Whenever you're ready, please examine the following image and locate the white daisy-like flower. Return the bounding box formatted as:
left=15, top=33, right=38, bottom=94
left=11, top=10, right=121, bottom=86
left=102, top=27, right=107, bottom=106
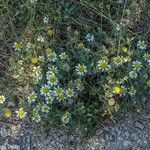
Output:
left=128, top=87, right=137, bottom=96
left=37, top=36, right=44, bottom=42
left=46, top=73, right=58, bottom=86
left=46, top=96, right=54, bottom=105
left=34, top=72, right=43, bottom=83
left=75, top=64, right=87, bottom=76
left=33, top=66, right=43, bottom=83
left=59, top=52, right=68, bottom=60
left=132, top=61, right=142, bottom=71
left=28, top=92, right=37, bottom=103
left=47, top=66, right=58, bottom=75
left=76, top=83, right=84, bottom=92
left=143, top=54, right=150, bottom=63
left=41, top=104, right=49, bottom=113
left=16, top=107, right=27, bottom=118
left=43, top=16, right=49, bottom=24
left=54, top=86, right=63, bottom=96
left=97, top=60, right=110, bottom=71
left=32, top=110, right=41, bottom=123
left=57, top=93, right=66, bottom=101
left=114, top=56, right=123, bottom=66
left=129, top=71, right=137, bottom=79
left=137, top=40, right=147, bottom=50
left=38, top=56, right=45, bottom=62
left=13, top=42, right=22, bottom=51
left=85, top=33, right=94, bottom=42
left=0, top=95, right=5, bottom=104
left=47, top=52, right=57, bottom=62
left=66, top=88, right=74, bottom=98
left=40, top=84, right=51, bottom=96
left=62, top=112, right=71, bottom=124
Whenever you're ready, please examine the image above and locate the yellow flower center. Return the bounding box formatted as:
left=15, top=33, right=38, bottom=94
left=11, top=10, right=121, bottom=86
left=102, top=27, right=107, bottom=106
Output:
left=79, top=66, right=85, bottom=72
left=122, top=47, right=127, bottom=53
left=134, top=63, right=141, bottom=69
left=49, top=53, right=55, bottom=59
left=47, top=29, right=54, bottom=36
left=4, top=109, right=12, bottom=118
left=101, top=62, right=107, bottom=69
left=50, top=76, right=57, bottom=83
left=46, top=48, right=52, bottom=54
left=43, top=87, right=49, bottom=94
left=18, top=108, right=26, bottom=117
left=31, top=57, right=38, bottom=64
left=16, top=43, right=22, bottom=49
left=108, top=99, right=115, bottom=106
left=114, top=86, right=123, bottom=94
left=55, top=88, right=62, bottom=95
left=78, top=43, right=84, bottom=49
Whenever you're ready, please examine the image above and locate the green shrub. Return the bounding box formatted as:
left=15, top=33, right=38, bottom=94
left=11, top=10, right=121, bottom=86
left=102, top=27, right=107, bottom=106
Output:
left=0, top=0, right=149, bottom=136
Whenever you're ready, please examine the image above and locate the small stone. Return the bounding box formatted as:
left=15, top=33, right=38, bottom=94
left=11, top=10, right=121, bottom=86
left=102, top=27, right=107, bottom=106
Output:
left=123, top=141, right=131, bottom=147
left=135, top=122, right=144, bottom=130
left=0, top=127, right=10, bottom=138
left=124, top=131, right=129, bottom=138
left=104, top=134, right=109, bottom=141
left=117, top=136, right=123, bottom=141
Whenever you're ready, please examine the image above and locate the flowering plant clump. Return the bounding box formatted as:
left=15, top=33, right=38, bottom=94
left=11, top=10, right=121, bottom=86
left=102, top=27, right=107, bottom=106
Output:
left=0, top=0, right=149, bottom=135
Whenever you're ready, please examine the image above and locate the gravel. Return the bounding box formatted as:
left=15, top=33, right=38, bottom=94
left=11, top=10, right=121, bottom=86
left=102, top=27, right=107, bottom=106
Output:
left=0, top=109, right=149, bottom=150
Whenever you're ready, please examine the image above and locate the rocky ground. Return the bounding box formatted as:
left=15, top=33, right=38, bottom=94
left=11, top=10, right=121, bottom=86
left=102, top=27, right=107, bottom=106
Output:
left=0, top=108, right=149, bottom=150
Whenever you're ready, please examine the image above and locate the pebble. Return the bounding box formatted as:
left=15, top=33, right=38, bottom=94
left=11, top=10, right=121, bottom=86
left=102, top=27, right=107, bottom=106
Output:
left=135, top=122, right=144, bottom=130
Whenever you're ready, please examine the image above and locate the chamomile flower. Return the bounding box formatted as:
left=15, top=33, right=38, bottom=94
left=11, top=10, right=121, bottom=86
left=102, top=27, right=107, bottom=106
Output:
left=62, top=112, right=71, bottom=124
left=75, top=64, right=87, bottom=76
left=46, top=96, right=54, bottom=105
left=137, top=40, right=147, bottom=50
left=59, top=52, right=68, bottom=60
left=128, top=87, right=137, bottom=96
left=57, top=93, right=66, bottom=101
left=97, top=60, right=110, bottom=71
left=4, top=109, right=12, bottom=118
left=41, top=104, right=49, bottom=113
left=37, top=36, right=44, bottom=42
left=47, top=66, right=58, bottom=75
left=16, top=107, right=27, bottom=118
left=32, top=111, right=41, bottom=123
left=46, top=73, right=58, bottom=86
left=108, top=98, right=116, bottom=106
left=77, top=42, right=85, bottom=49
left=85, top=33, right=94, bottom=42
left=0, top=95, right=5, bottom=104
left=13, top=42, right=22, bottom=51
left=76, top=83, right=84, bottom=92
left=28, top=92, right=37, bottom=103
left=40, top=84, right=51, bottom=96
left=54, top=86, right=63, bottom=96
left=129, top=71, right=137, bottom=79
left=47, top=52, right=57, bottom=62
left=38, top=56, right=45, bottom=62
left=132, top=61, right=142, bottom=71
left=143, top=53, right=150, bottom=63
left=31, top=57, right=38, bottom=64
left=114, top=56, right=123, bottom=66
left=66, top=88, right=74, bottom=98
left=114, top=86, right=125, bottom=95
